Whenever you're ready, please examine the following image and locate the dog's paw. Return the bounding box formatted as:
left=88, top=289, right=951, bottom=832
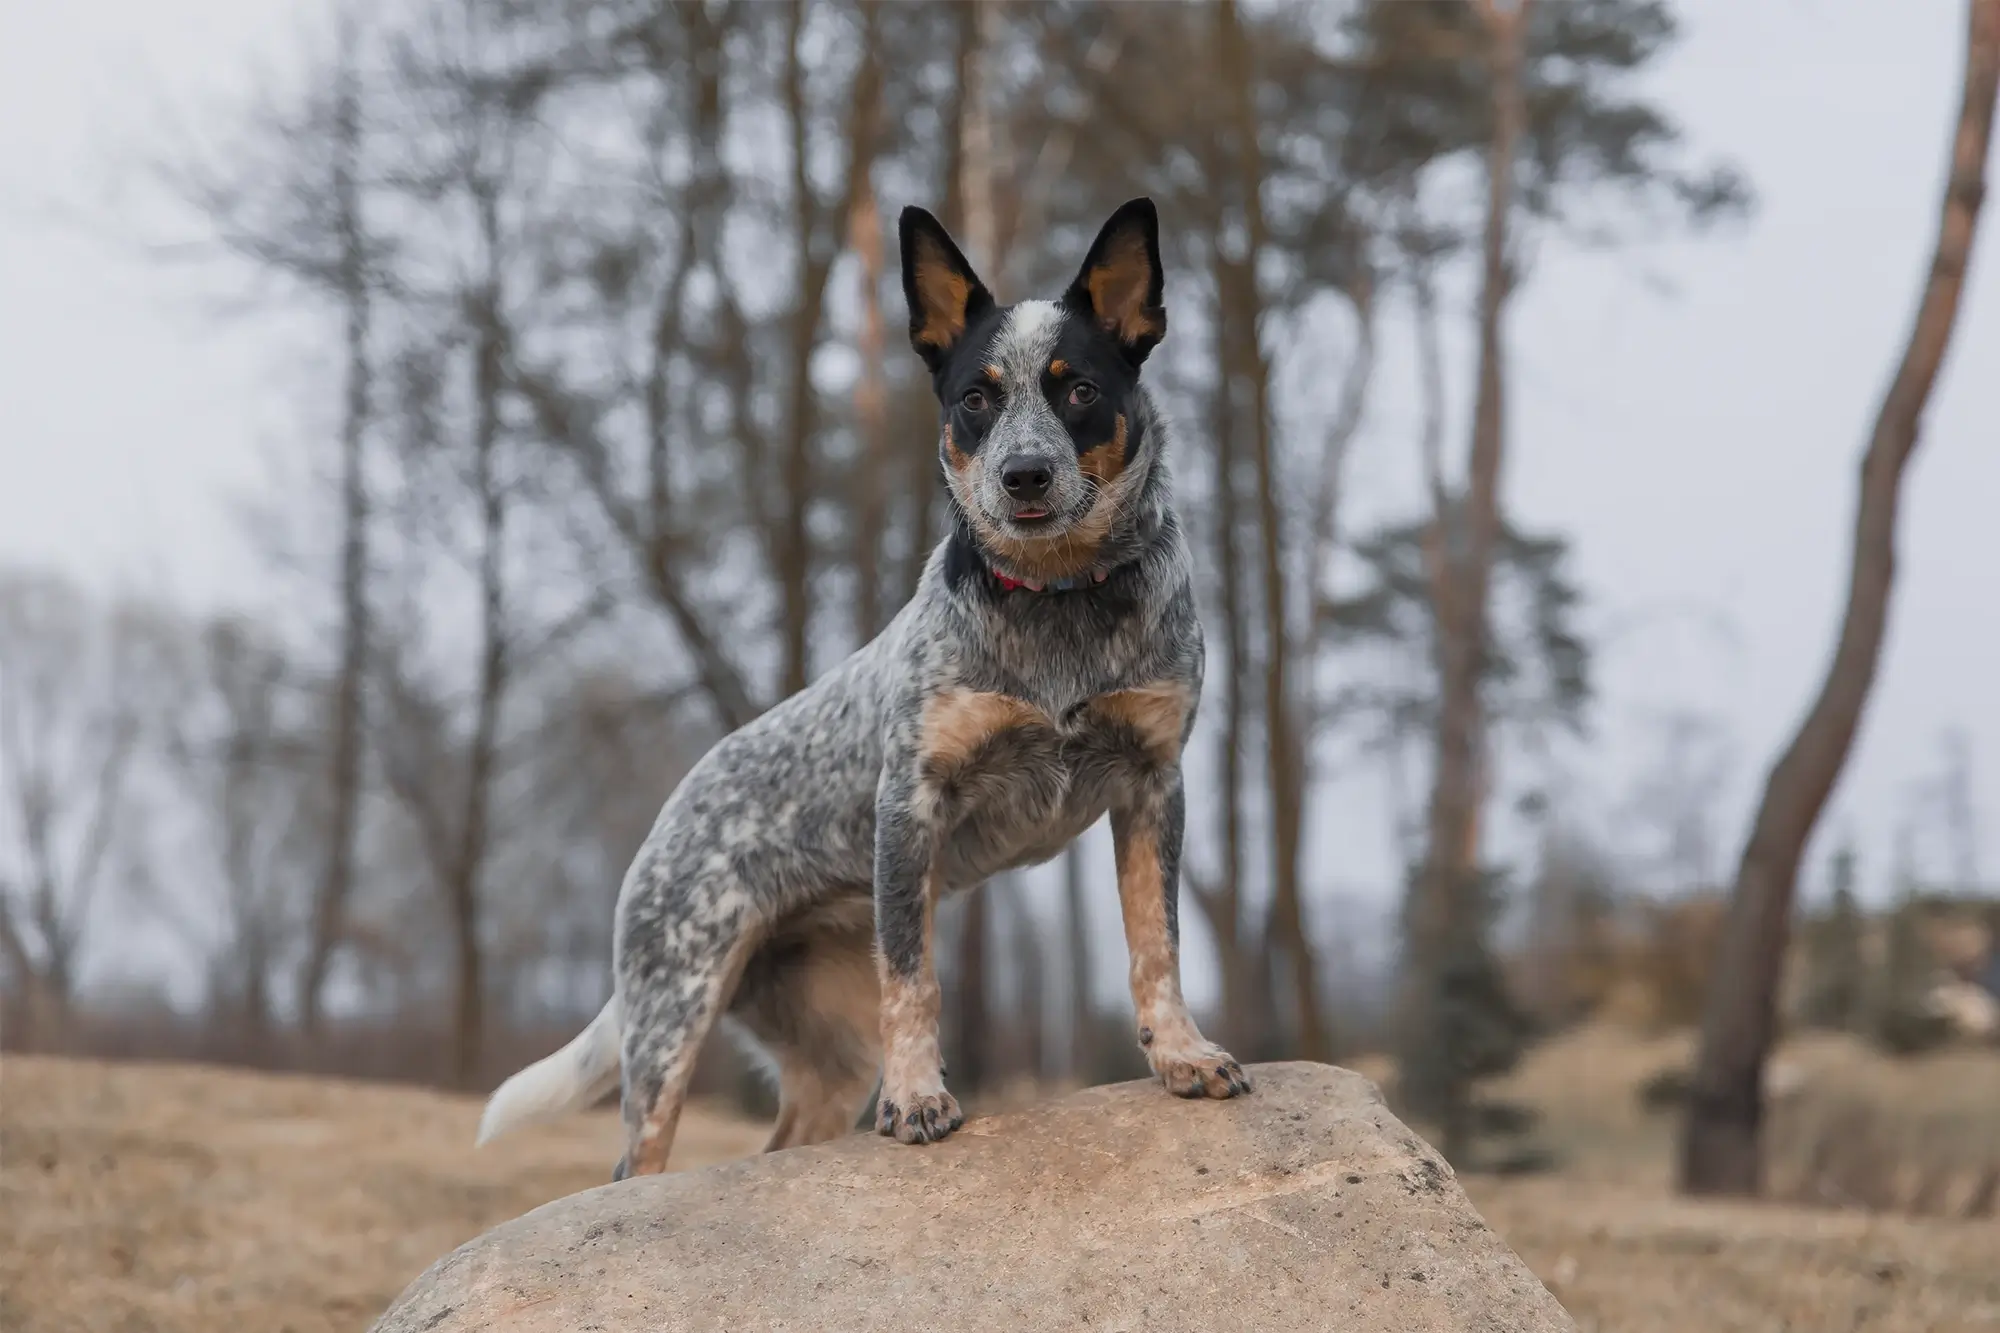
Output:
left=1150, top=1045, right=1252, bottom=1100
left=876, top=1087, right=964, bottom=1144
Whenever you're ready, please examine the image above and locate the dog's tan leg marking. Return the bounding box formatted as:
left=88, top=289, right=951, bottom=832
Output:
left=920, top=689, right=1048, bottom=774
left=741, top=915, right=880, bottom=1153
left=1103, top=681, right=1248, bottom=1101
left=875, top=689, right=1048, bottom=1143
left=762, top=1099, right=802, bottom=1154
left=1095, top=680, right=1191, bottom=767
left=875, top=867, right=961, bottom=1144
left=781, top=936, right=882, bottom=1149
left=766, top=1064, right=876, bottom=1152
left=624, top=939, right=757, bottom=1177
left=1112, top=811, right=1250, bottom=1100
left=876, top=688, right=1046, bottom=1146
left=629, top=1097, right=681, bottom=1176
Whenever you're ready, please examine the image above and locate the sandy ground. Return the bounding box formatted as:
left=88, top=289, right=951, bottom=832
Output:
left=4, top=1044, right=1998, bottom=1333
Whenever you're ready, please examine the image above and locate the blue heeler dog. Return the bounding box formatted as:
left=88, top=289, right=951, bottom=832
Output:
left=477, top=198, right=1249, bottom=1177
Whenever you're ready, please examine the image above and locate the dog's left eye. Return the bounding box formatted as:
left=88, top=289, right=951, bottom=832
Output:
left=961, top=389, right=990, bottom=413
left=1068, top=382, right=1099, bottom=408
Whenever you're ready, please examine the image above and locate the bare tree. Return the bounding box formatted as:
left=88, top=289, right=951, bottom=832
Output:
left=1063, top=836, right=1094, bottom=1080
left=178, top=618, right=320, bottom=1052
left=1618, top=708, right=1736, bottom=896
left=948, top=0, right=999, bottom=1095
left=847, top=148, right=893, bottom=644
left=147, top=6, right=386, bottom=1035
left=361, top=0, right=560, bottom=1086
left=1937, top=726, right=1981, bottom=889
left=775, top=0, right=886, bottom=695
left=1397, top=0, right=1531, bottom=1163
left=1337, top=0, right=1748, bottom=1162
left=1215, top=0, right=1329, bottom=1065
left=0, top=575, right=158, bottom=1036
left=300, top=13, right=377, bottom=1038
left=1681, top=0, right=2000, bottom=1198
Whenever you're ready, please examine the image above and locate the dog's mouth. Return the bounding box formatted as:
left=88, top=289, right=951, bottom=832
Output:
left=1010, top=507, right=1052, bottom=523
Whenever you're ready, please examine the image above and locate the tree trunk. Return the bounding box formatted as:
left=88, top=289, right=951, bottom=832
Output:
left=1064, top=835, right=1094, bottom=1081
left=943, top=0, right=1000, bottom=1099
left=849, top=167, right=890, bottom=645
left=241, top=928, right=273, bottom=1059
left=958, top=0, right=999, bottom=274
left=300, top=30, right=371, bottom=1037
left=954, top=888, right=991, bottom=1095
left=890, top=3, right=980, bottom=611
left=628, top=2, right=760, bottom=734
left=1007, top=879, right=1046, bottom=1082
left=777, top=0, right=883, bottom=697
left=1196, top=169, right=1270, bottom=1060
left=775, top=0, right=819, bottom=701
left=1216, top=0, right=1328, bottom=1063
left=1197, top=213, right=1258, bottom=1055
left=451, top=189, right=511, bottom=1091
left=1404, top=0, right=1530, bottom=1164
left=1680, top=0, right=2000, bottom=1197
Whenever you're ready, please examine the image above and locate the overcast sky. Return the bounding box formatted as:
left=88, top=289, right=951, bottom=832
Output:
left=2, top=1, right=1996, bottom=998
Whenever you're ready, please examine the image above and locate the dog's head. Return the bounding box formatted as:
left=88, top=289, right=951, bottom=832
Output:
left=900, top=198, right=1167, bottom=586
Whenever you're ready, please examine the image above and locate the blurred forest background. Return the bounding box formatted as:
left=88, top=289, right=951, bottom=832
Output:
left=4, top=0, right=1998, bottom=1207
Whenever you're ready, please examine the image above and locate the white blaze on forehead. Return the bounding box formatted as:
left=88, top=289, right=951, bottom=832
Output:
left=990, top=299, right=1066, bottom=393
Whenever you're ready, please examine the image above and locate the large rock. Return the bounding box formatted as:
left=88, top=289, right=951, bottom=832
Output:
left=373, top=1063, right=1572, bottom=1332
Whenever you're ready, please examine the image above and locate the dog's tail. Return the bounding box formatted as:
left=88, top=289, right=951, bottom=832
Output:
left=476, top=996, right=622, bottom=1147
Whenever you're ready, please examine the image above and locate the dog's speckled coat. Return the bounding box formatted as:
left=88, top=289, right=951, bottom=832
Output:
left=477, top=199, right=1247, bottom=1176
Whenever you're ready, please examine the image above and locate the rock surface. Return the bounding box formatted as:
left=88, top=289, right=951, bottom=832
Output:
left=372, top=1062, right=1573, bottom=1332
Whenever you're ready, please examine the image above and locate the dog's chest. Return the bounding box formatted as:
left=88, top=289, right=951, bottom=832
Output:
left=919, top=684, right=1187, bottom=883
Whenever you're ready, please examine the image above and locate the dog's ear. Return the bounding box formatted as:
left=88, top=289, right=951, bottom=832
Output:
left=900, top=207, right=994, bottom=374
left=1062, top=198, right=1166, bottom=366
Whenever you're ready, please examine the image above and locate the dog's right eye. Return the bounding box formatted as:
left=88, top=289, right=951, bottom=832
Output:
left=960, top=389, right=989, bottom=413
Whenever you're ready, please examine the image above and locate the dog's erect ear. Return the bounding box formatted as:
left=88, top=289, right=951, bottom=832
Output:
left=1062, top=198, right=1166, bottom=365
left=900, top=207, right=994, bottom=373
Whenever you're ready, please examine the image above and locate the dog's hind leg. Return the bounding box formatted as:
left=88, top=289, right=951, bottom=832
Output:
left=613, top=861, right=761, bottom=1178
left=728, top=902, right=883, bottom=1153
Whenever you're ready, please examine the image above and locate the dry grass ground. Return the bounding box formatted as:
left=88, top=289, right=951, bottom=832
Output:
left=1463, top=1025, right=2000, bottom=1332
left=0, top=1056, right=764, bottom=1333
left=4, top=1034, right=1998, bottom=1333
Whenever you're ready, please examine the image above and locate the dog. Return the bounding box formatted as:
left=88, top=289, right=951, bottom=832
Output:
left=476, top=197, right=1249, bottom=1178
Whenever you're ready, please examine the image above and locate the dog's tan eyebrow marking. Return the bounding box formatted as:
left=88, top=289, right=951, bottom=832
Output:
left=982, top=364, right=1003, bottom=383
left=1048, top=358, right=1067, bottom=377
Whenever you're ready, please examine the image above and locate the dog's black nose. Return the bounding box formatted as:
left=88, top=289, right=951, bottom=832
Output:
left=1000, top=458, right=1053, bottom=504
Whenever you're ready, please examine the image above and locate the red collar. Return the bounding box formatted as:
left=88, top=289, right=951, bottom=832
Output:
left=993, top=568, right=1110, bottom=593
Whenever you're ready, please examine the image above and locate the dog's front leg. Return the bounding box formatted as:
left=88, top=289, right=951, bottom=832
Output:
left=871, top=764, right=962, bottom=1144
left=1113, top=778, right=1251, bottom=1100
